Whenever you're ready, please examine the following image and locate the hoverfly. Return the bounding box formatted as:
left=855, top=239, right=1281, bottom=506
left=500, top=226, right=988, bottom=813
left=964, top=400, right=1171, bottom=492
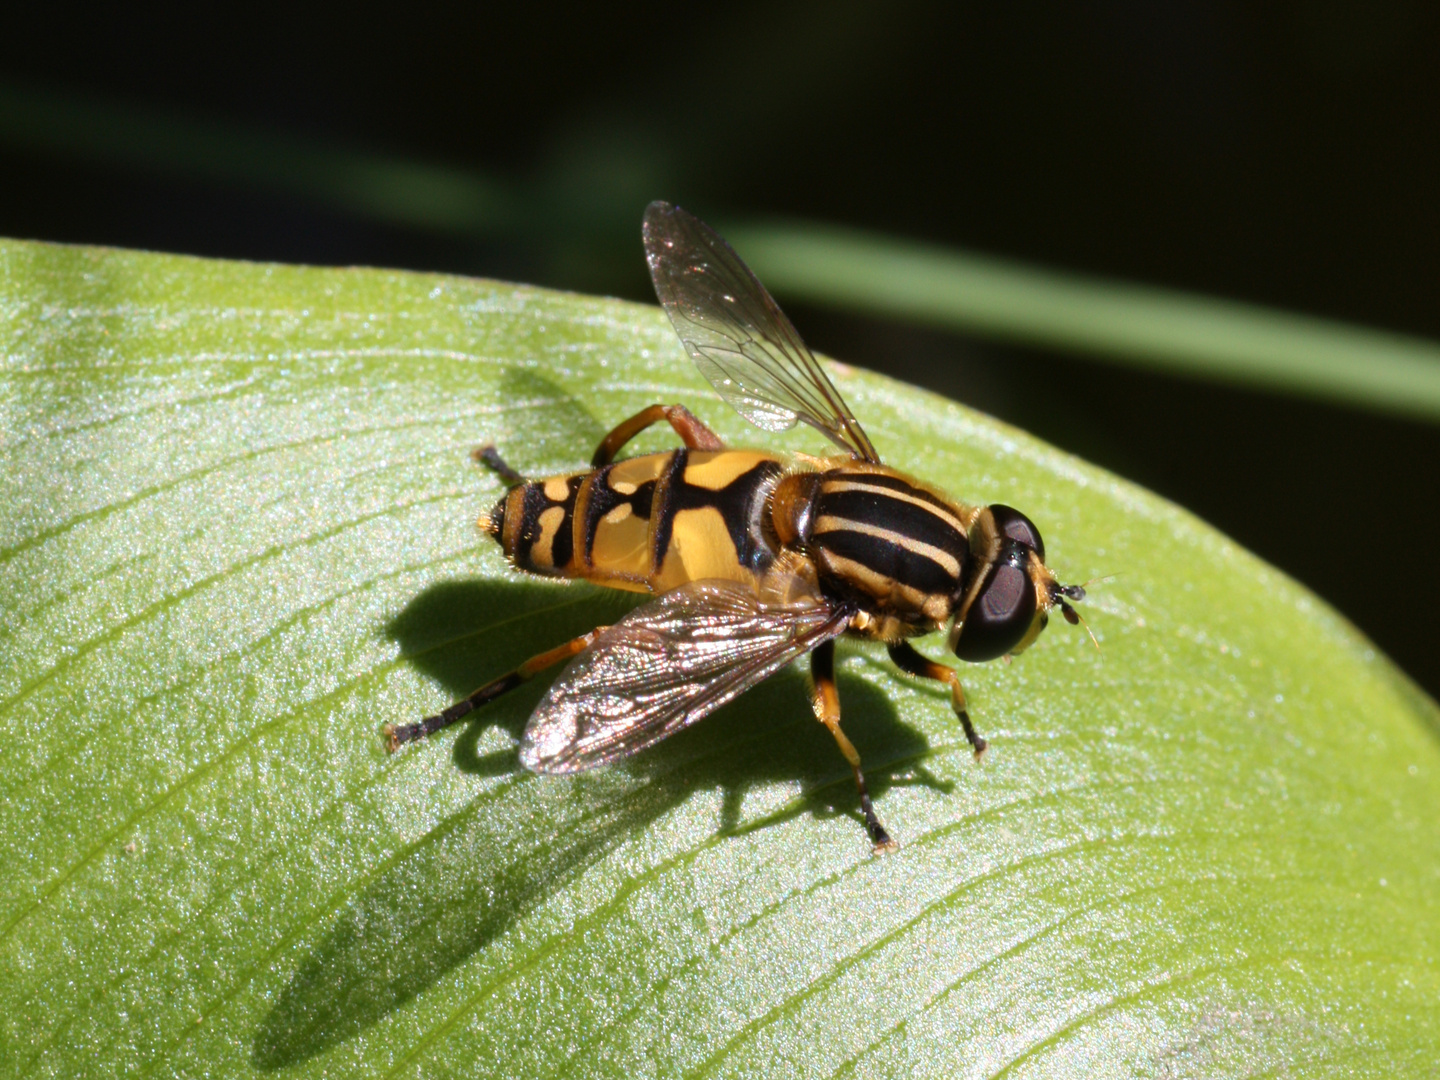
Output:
left=384, top=201, right=1087, bottom=851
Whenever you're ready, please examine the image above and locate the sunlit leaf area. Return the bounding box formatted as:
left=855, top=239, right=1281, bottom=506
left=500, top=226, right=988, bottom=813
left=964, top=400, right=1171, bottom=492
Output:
left=3, top=7, right=1440, bottom=1078
left=2, top=241, right=1438, bottom=1076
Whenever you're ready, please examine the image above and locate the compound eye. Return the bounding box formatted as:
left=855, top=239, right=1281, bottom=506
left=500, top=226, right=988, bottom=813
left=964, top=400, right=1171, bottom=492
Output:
left=988, top=504, right=1044, bottom=561
left=953, top=543, right=1038, bottom=662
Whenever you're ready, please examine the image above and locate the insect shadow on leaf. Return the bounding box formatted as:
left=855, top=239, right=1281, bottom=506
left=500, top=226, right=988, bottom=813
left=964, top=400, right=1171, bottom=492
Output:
left=493, top=365, right=608, bottom=463
left=384, top=577, right=948, bottom=825
left=250, top=578, right=946, bottom=1069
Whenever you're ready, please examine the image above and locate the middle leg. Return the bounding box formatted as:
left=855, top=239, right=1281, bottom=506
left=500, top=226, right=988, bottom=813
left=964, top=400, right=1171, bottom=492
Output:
left=888, top=641, right=988, bottom=758
left=811, top=640, right=898, bottom=853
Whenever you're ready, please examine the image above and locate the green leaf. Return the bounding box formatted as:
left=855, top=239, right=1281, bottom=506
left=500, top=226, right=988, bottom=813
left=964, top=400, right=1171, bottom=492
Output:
left=2, top=237, right=1438, bottom=1079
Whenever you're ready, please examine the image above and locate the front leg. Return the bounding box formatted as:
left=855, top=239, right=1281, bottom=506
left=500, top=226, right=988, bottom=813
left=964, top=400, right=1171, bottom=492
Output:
left=591, top=403, right=725, bottom=466
left=887, top=641, right=988, bottom=758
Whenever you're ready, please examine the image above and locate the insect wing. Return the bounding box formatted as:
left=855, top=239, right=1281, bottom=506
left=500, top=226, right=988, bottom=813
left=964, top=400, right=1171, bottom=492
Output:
left=643, top=201, right=881, bottom=464
left=520, top=579, right=850, bottom=773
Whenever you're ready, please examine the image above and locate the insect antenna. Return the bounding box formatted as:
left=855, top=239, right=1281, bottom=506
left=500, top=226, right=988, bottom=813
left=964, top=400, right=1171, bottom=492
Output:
left=1068, top=573, right=1118, bottom=597
left=1056, top=597, right=1101, bottom=651
left=1052, top=573, right=1104, bottom=651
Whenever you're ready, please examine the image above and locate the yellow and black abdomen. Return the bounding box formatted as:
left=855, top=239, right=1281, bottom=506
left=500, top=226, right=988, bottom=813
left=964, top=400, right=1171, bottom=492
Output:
left=486, top=449, right=785, bottom=594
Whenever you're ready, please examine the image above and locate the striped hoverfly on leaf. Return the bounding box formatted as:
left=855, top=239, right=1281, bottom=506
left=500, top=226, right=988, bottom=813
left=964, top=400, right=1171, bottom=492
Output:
left=384, top=201, right=1088, bottom=851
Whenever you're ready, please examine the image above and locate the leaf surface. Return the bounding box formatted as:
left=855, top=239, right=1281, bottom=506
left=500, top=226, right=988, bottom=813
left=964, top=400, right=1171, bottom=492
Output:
left=2, top=239, right=1438, bottom=1078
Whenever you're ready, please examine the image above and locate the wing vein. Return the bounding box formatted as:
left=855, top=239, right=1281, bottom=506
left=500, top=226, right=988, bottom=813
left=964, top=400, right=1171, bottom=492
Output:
left=644, top=201, right=880, bottom=463
left=520, top=580, right=851, bottom=773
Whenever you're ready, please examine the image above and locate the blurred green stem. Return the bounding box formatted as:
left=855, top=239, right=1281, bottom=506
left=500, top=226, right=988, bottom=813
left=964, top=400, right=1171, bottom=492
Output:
left=4, top=78, right=1440, bottom=422
left=726, top=220, right=1440, bottom=423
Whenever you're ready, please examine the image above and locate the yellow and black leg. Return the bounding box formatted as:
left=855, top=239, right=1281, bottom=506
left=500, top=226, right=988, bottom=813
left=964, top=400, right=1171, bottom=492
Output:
left=887, top=641, right=988, bottom=758
left=384, top=627, right=608, bottom=752
left=591, top=403, right=725, bottom=467
left=811, top=640, right=898, bottom=853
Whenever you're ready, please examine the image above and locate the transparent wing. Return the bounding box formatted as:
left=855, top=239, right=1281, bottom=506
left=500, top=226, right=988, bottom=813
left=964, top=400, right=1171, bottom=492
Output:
left=643, top=200, right=881, bottom=464
left=519, top=579, right=851, bottom=773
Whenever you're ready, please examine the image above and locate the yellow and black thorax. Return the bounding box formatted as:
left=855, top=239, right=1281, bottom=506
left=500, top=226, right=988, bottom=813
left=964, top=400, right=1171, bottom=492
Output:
left=771, top=462, right=975, bottom=636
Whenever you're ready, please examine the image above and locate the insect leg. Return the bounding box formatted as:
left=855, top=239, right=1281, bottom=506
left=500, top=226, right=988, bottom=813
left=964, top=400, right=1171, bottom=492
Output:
left=471, top=444, right=527, bottom=487
left=383, top=627, right=608, bottom=752
left=887, top=641, right=988, bottom=758
left=591, top=403, right=725, bottom=467
left=811, top=640, right=898, bottom=853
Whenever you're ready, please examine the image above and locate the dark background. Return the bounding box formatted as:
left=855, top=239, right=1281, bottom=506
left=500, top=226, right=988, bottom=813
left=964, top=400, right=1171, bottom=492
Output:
left=2, top=2, right=1437, bottom=697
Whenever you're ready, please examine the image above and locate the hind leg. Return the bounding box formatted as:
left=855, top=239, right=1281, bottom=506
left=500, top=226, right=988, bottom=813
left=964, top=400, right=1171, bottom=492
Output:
left=472, top=443, right=527, bottom=486
left=384, top=627, right=609, bottom=752
left=591, top=403, right=724, bottom=466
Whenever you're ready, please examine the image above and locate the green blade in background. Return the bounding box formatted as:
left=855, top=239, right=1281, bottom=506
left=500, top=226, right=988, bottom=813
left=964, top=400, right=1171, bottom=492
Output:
left=8, top=79, right=1440, bottom=427
left=1, top=239, right=1437, bottom=1078
left=726, top=219, right=1440, bottom=424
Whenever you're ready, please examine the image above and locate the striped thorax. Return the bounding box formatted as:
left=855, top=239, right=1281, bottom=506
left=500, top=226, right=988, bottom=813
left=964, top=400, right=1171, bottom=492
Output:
left=771, top=462, right=974, bottom=640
